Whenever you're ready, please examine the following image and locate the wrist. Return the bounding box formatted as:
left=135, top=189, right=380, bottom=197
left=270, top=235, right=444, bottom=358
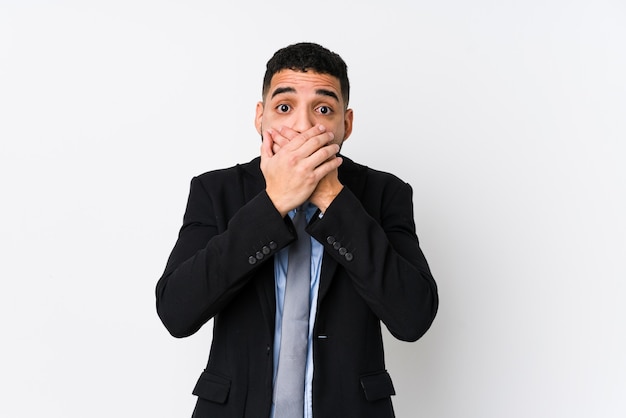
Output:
left=312, top=184, right=344, bottom=213
left=265, top=189, right=291, bottom=218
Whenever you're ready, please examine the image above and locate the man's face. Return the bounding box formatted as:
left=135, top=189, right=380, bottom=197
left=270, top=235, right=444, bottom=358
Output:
left=255, top=69, right=353, bottom=147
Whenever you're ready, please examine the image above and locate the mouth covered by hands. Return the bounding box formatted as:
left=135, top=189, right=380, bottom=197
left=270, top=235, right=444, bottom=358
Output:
left=260, top=124, right=344, bottom=216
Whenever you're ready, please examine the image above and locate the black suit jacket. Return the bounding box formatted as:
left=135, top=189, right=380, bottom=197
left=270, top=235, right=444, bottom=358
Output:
left=156, top=156, right=438, bottom=418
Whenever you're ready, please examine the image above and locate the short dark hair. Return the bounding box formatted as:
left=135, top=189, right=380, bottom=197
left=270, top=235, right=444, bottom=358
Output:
left=262, top=42, right=350, bottom=106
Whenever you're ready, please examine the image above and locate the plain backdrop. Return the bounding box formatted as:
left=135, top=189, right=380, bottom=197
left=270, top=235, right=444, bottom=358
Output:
left=1, top=1, right=624, bottom=417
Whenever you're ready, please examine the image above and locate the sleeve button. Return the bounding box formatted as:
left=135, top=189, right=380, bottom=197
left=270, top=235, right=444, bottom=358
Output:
left=326, top=236, right=336, bottom=245
left=256, top=251, right=264, bottom=260
left=262, top=246, right=271, bottom=255
left=345, top=252, right=353, bottom=261
left=248, top=256, right=257, bottom=265
left=339, top=247, right=347, bottom=256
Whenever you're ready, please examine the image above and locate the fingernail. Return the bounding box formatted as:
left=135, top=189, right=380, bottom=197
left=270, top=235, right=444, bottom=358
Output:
left=318, top=125, right=326, bottom=131
left=328, top=132, right=334, bottom=139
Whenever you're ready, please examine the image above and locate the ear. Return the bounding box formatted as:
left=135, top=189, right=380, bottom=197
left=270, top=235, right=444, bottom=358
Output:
left=342, top=108, right=354, bottom=141
left=254, top=101, right=264, bottom=135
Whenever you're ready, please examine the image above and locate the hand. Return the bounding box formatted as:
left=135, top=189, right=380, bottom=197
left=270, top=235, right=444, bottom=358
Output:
left=275, top=126, right=345, bottom=212
left=260, top=124, right=342, bottom=217
left=269, top=126, right=297, bottom=154
left=271, top=126, right=344, bottom=212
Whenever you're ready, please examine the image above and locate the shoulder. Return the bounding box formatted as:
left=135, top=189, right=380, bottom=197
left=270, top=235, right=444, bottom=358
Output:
left=194, top=157, right=261, bottom=182
left=340, top=155, right=410, bottom=193
left=191, top=157, right=262, bottom=192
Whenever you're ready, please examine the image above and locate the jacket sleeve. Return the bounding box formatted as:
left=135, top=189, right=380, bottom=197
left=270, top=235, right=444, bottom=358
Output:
left=306, top=182, right=438, bottom=342
left=155, top=176, right=295, bottom=338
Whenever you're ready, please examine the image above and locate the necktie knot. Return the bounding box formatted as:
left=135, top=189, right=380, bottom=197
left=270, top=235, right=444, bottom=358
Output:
left=293, top=205, right=308, bottom=231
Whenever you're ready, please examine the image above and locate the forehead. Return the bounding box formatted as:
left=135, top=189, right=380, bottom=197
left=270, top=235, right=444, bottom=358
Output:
left=266, top=70, right=342, bottom=99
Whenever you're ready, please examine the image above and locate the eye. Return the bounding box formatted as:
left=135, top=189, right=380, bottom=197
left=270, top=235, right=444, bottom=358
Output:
left=276, top=104, right=290, bottom=113
left=316, top=105, right=333, bottom=115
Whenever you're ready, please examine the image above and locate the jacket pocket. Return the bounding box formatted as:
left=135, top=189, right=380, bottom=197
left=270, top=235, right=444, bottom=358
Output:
left=192, top=370, right=231, bottom=404
left=360, top=370, right=396, bottom=402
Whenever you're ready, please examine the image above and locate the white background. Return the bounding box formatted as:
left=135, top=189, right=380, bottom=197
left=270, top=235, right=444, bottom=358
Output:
left=1, top=1, right=625, bottom=417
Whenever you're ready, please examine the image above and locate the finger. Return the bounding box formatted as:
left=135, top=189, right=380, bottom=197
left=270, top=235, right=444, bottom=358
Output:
left=268, top=128, right=290, bottom=152
left=312, top=154, right=343, bottom=179
left=260, top=129, right=275, bottom=159
left=305, top=143, right=341, bottom=170
left=277, top=126, right=299, bottom=141
left=274, top=124, right=336, bottom=159
left=297, top=128, right=336, bottom=158
left=286, top=124, right=328, bottom=150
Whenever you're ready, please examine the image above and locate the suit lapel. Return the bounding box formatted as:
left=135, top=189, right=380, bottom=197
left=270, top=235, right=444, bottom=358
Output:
left=338, top=155, right=368, bottom=200
left=239, top=157, right=266, bottom=203
left=318, top=253, right=338, bottom=303
left=255, top=262, right=277, bottom=337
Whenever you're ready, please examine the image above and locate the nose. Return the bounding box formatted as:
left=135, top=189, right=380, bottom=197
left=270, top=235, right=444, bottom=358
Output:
left=291, top=107, right=316, bottom=134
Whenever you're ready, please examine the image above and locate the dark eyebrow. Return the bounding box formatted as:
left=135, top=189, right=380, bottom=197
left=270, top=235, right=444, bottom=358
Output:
left=270, top=86, right=340, bottom=102
left=270, top=87, right=296, bottom=99
left=316, top=89, right=339, bottom=102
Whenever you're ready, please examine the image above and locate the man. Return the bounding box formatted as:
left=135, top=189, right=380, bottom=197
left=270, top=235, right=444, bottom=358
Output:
left=156, top=42, right=438, bottom=418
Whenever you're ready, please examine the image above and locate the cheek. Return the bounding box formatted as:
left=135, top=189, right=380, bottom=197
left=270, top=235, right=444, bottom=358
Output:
left=260, top=114, right=277, bottom=131
left=264, top=112, right=291, bottom=128
left=331, top=123, right=346, bottom=143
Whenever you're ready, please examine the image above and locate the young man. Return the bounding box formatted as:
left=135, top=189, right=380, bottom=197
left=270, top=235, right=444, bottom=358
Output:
left=156, top=42, right=438, bottom=418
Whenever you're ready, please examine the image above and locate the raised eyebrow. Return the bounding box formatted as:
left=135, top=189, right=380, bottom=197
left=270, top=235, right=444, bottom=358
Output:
left=269, top=86, right=339, bottom=102
left=270, top=86, right=296, bottom=99
left=316, top=89, right=339, bottom=102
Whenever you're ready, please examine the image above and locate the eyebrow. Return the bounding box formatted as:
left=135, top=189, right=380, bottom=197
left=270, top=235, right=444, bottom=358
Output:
left=315, top=89, right=339, bottom=102
left=270, top=87, right=296, bottom=98
left=270, top=87, right=340, bottom=102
